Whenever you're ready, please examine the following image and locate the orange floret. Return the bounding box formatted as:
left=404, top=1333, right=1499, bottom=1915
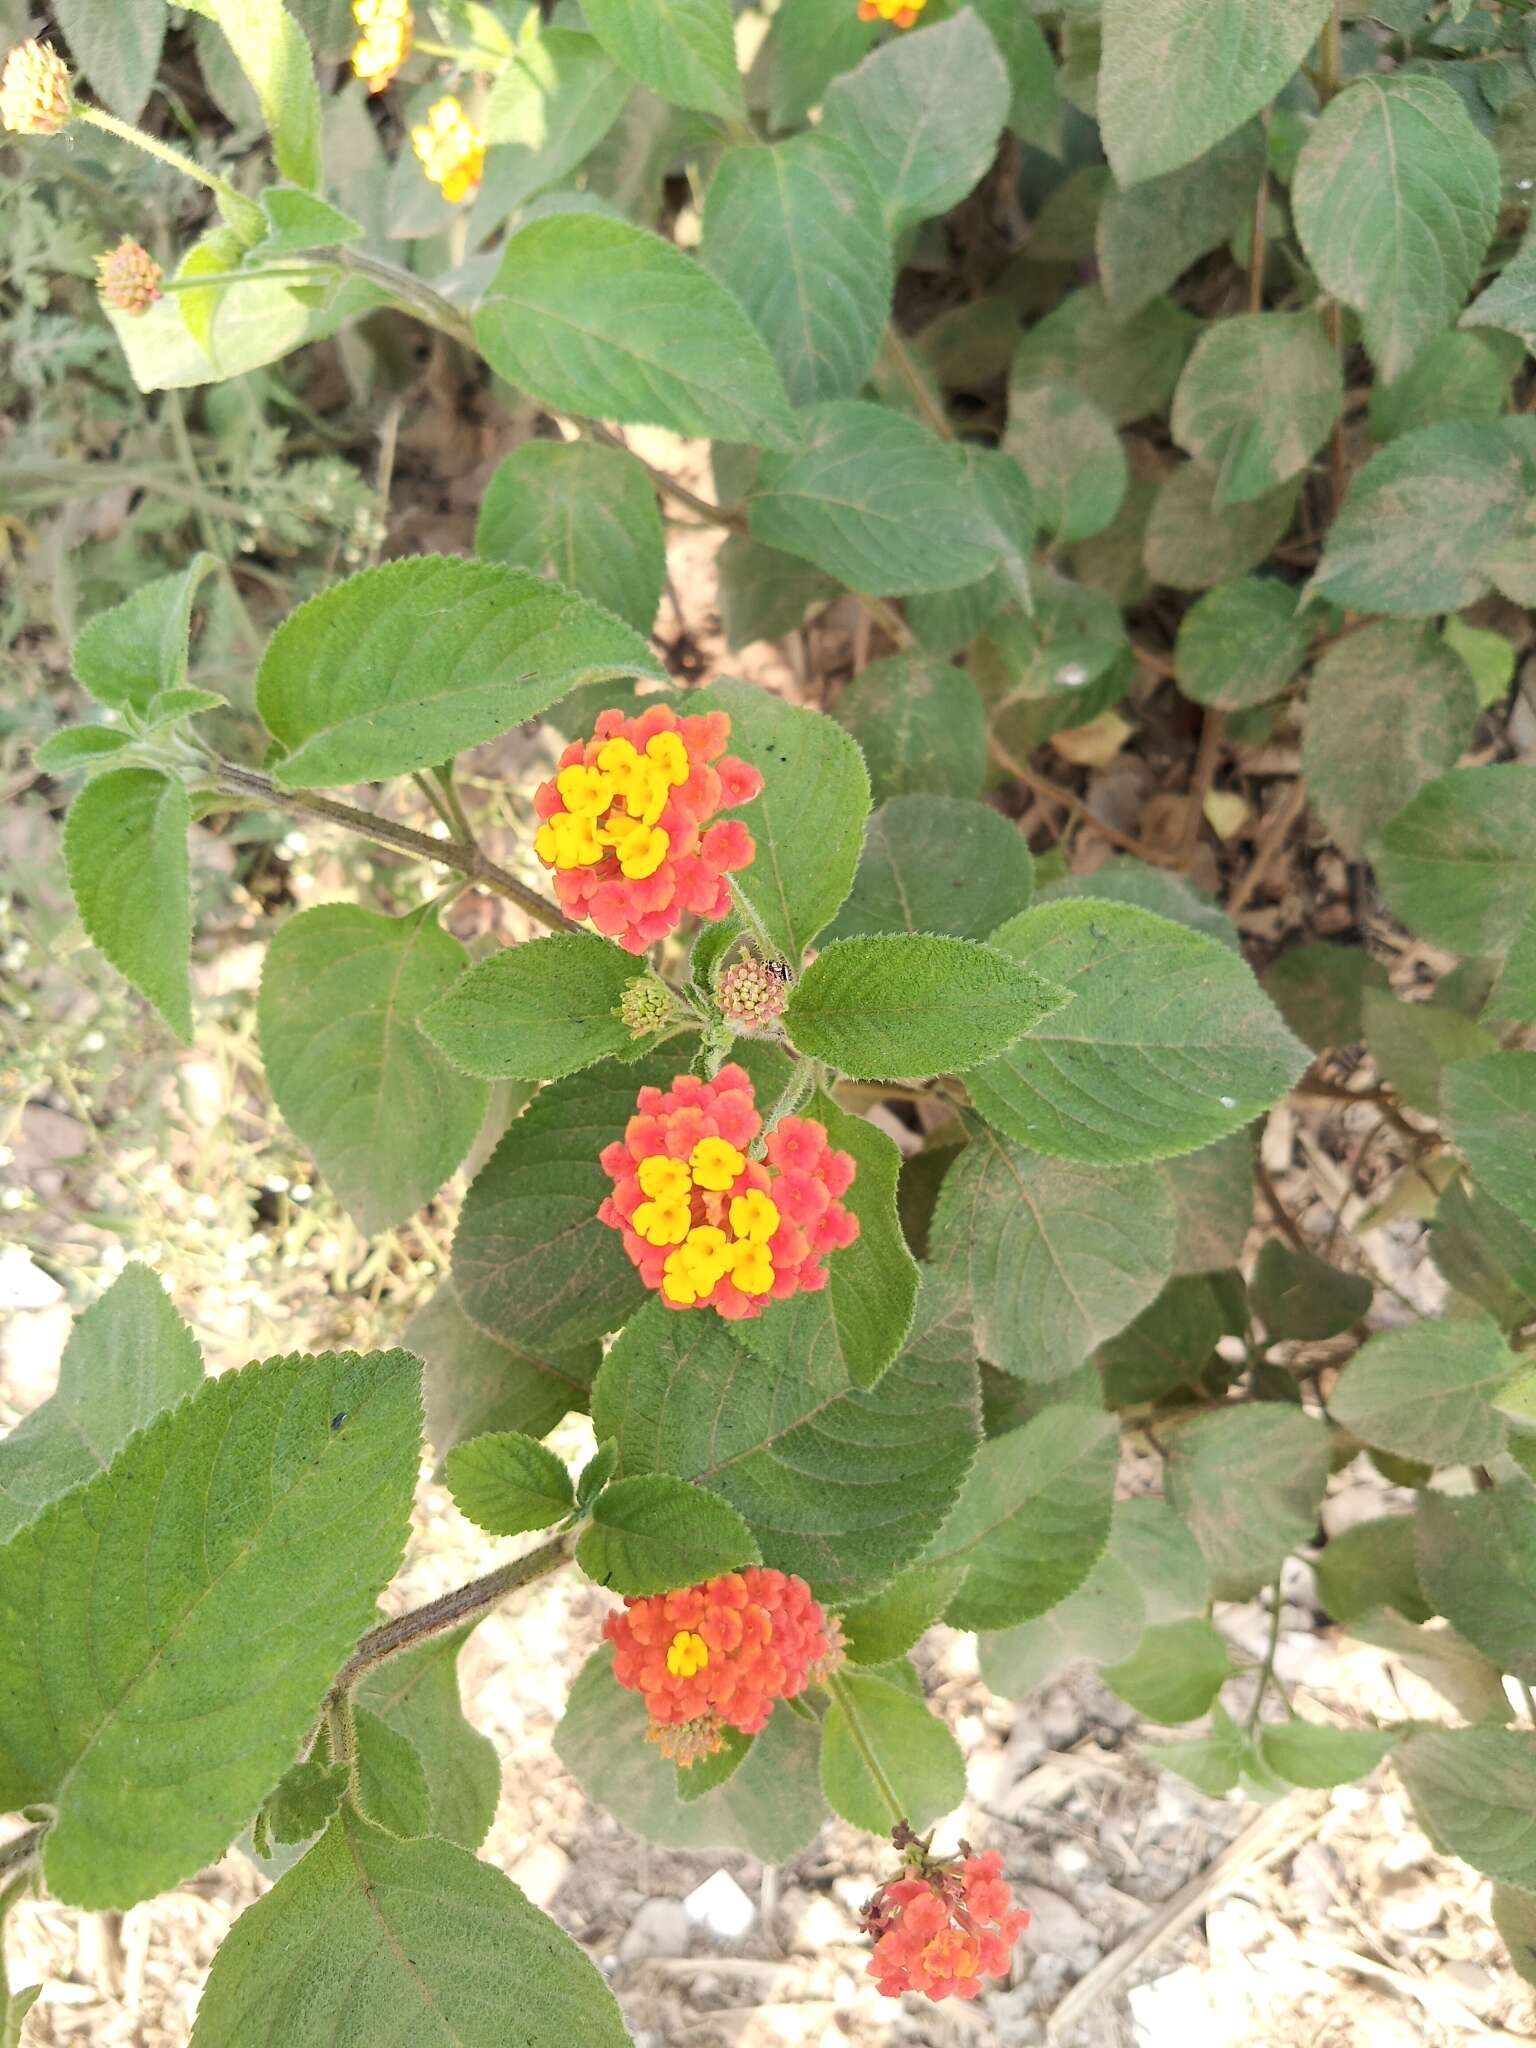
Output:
left=533, top=704, right=762, bottom=954
left=858, top=0, right=929, bottom=25
left=862, top=1846, right=1030, bottom=2002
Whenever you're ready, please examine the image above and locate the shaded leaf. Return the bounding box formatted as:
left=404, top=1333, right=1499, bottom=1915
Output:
left=1165, top=1404, right=1332, bottom=1600
left=1251, top=1240, right=1372, bottom=1342
left=826, top=796, right=1034, bottom=946
left=356, top=1629, right=501, bottom=1851
left=1445, top=1053, right=1536, bottom=1231
left=832, top=654, right=986, bottom=805
left=1314, top=1515, right=1430, bottom=1627
left=72, top=554, right=219, bottom=715
left=1174, top=578, right=1310, bottom=713
left=1102, top=1618, right=1234, bottom=1723
left=1171, top=313, right=1341, bottom=505
left=1416, top=1489, right=1536, bottom=1685
left=1005, top=382, right=1127, bottom=544
left=582, top=0, right=743, bottom=121
left=407, top=1284, right=596, bottom=1464
left=1144, top=465, right=1299, bottom=591
left=475, top=441, right=664, bottom=636
left=1397, top=1728, right=1536, bottom=1891
left=63, top=769, right=191, bottom=1043
left=1011, top=287, right=1197, bottom=428
left=52, top=0, right=165, bottom=117
left=821, top=1671, right=966, bottom=1833
left=480, top=29, right=631, bottom=215
left=1098, top=125, right=1267, bottom=318
left=1333, top=1317, right=1512, bottom=1468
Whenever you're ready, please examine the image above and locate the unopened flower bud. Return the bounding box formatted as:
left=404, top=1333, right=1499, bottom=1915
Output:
left=95, top=238, right=163, bottom=317
left=617, top=973, right=675, bottom=1038
left=1, top=40, right=72, bottom=136
left=717, top=955, right=788, bottom=1032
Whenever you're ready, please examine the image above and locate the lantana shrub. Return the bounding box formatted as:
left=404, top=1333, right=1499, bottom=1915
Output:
left=6, top=0, right=1536, bottom=2038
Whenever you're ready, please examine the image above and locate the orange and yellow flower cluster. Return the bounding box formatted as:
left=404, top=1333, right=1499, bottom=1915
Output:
left=351, top=0, right=412, bottom=92
left=95, top=238, right=162, bottom=317
left=0, top=39, right=70, bottom=134
left=863, top=1848, right=1030, bottom=2002
left=598, top=1066, right=859, bottom=1320
left=605, top=1568, right=838, bottom=1763
left=858, top=0, right=929, bottom=25
left=535, top=704, right=761, bottom=954
left=411, top=94, right=484, bottom=204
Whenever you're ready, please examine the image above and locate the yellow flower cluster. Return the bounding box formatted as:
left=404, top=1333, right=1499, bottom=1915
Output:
left=857, top=0, right=928, bottom=24
left=0, top=39, right=71, bottom=135
left=631, top=1147, right=782, bottom=1305
left=351, top=0, right=412, bottom=92
left=535, top=732, right=690, bottom=882
left=411, top=94, right=484, bottom=204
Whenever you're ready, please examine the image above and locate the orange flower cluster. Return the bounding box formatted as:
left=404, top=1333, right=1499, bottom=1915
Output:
left=534, top=704, right=761, bottom=954
left=863, top=1847, right=1030, bottom=2002
left=858, top=0, right=929, bottom=25
left=598, top=1066, right=859, bottom=1320
left=605, top=1568, right=838, bottom=1763
left=0, top=39, right=70, bottom=134
left=351, top=0, right=412, bottom=92
left=95, top=238, right=162, bottom=317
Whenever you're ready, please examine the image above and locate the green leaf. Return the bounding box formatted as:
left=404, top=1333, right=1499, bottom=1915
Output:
left=841, top=1562, right=967, bottom=1667
left=1102, top=1617, right=1234, bottom=1723
left=356, top=1629, right=500, bottom=1851
left=256, top=184, right=362, bottom=255
left=1314, top=1515, right=1430, bottom=1627
left=1374, top=765, right=1536, bottom=955
left=1489, top=912, right=1536, bottom=1026
left=1416, top=1489, right=1536, bottom=1684
left=1494, top=1886, right=1536, bottom=1990
left=736, top=1087, right=919, bottom=1393
left=1304, top=622, right=1478, bottom=862
left=188, top=1806, right=629, bottom=2048
left=702, top=134, right=891, bottom=409
left=556, top=1645, right=828, bottom=1857
left=716, top=534, right=837, bottom=647
left=1463, top=219, right=1536, bottom=352
left=748, top=399, right=1007, bottom=598
left=481, top=30, right=631, bottom=215
left=1446, top=1053, right=1536, bottom=1231
left=784, top=933, right=1069, bottom=1082
left=1115, top=1494, right=1212, bottom=1623
left=1004, top=382, right=1127, bottom=544
left=1144, top=466, right=1299, bottom=591
left=205, top=0, right=324, bottom=191
left=475, top=441, right=664, bottom=637
left=453, top=1056, right=680, bottom=1352
left=1432, top=1179, right=1536, bottom=1337
left=1364, top=985, right=1495, bottom=1119
left=1037, top=860, right=1241, bottom=954
left=52, top=0, right=164, bottom=118
left=178, top=229, right=242, bottom=361
left=1164, top=1404, right=1332, bottom=1600
left=420, top=933, right=647, bottom=1086
left=32, top=726, right=134, bottom=773
left=1396, top=1728, right=1536, bottom=1891
left=1159, top=1132, right=1255, bottom=1278
left=475, top=216, right=797, bottom=450
left=1100, top=0, right=1332, bottom=184
left=1141, top=1704, right=1247, bottom=1795
left=1261, top=943, right=1386, bottom=1055
left=1171, top=313, right=1341, bottom=506
left=1370, top=329, right=1523, bottom=441
left=592, top=1277, right=981, bottom=1608
left=699, top=675, right=869, bottom=963
left=1097, top=1273, right=1236, bottom=1410
left=968, top=899, right=1308, bottom=1166
left=1174, top=577, right=1309, bottom=712
left=930, top=1128, right=1176, bottom=1381
left=0, top=1265, right=203, bottom=1543
left=581, top=0, right=742, bottom=121
left=72, top=553, right=219, bottom=715
left=407, top=1284, right=596, bottom=1464
left=820, top=8, right=1010, bottom=235
left=827, top=796, right=1033, bottom=946
left=831, top=653, right=986, bottom=805
left=264, top=1754, right=349, bottom=1847
left=821, top=1671, right=967, bottom=1834
left=1251, top=1240, right=1371, bottom=1341
left=353, top=1707, right=433, bottom=1840
left=257, top=556, right=662, bottom=789
left=445, top=1431, right=575, bottom=1536
left=63, top=768, right=191, bottom=1043
left=0, top=1348, right=419, bottom=1909
left=978, top=1541, right=1145, bottom=1700
left=1446, top=616, right=1518, bottom=713
left=923, top=1406, right=1119, bottom=1631
left=258, top=904, right=488, bottom=1236
left=1294, top=74, right=1499, bottom=381
left=1098, top=125, right=1267, bottom=319
left=1332, top=1317, right=1513, bottom=1469
left=1011, top=287, right=1197, bottom=429
left=577, top=1472, right=762, bottom=1595
left=104, top=269, right=333, bottom=393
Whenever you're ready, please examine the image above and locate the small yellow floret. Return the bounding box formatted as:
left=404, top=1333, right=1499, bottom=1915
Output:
left=624, top=759, right=670, bottom=827
left=596, top=736, right=641, bottom=785
left=411, top=94, right=484, bottom=204
left=690, top=1137, right=746, bottom=1191
left=557, top=764, right=614, bottom=817
left=666, top=1629, right=710, bottom=1677
left=634, top=1196, right=692, bottom=1248
left=647, top=730, right=691, bottom=786
left=536, top=812, right=605, bottom=869
left=728, top=1241, right=775, bottom=1297
left=729, top=1190, right=780, bottom=1245
left=351, top=0, right=412, bottom=91
left=602, top=816, right=670, bottom=880
left=0, top=39, right=71, bottom=135
left=662, top=1225, right=731, bottom=1304
left=637, top=1155, right=691, bottom=1201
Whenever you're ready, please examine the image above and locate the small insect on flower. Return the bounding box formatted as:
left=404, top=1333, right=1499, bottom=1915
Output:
left=858, top=0, right=929, bottom=25
left=605, top=1568, right=843, bottom=1763
left=598, top=1065, right=859, bottom=1321
left=95, top=238, right=163, bottom=318
left=534, top=704, right=762, bottom=954
left=862, top=1831, right=1030, bottom=2003
left=0, top=39, right=71, bottom=135
left=411, top=94, right=484, bottom=204
left=351, top=0, right=413, bottom=93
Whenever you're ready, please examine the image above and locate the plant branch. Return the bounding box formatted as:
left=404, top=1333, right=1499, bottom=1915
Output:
left=0, top=1827, right=42, bottom=1882
left=1228, top=777, right=1308, bottom=915
left=987, top=733, right=1179, bottom=867
left=1244, top=1580, right=1286, bottom=1734
left=826, top=1672, right=906, bottom=1830
left=212, top=759, right=579, bottom=933
left=336, top=245, right=476, bottom=347
left=74, top=103, right=251, bottom=217
left=334, top=1533, right=575, bottom=1694
left=883, top=324, right=954, bottom=441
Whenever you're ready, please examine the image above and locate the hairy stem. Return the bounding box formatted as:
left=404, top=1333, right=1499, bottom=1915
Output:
left=212, top=759, right=578, bottom=933
left=826, top=1672, right=906, bottom=1830
left=334, top=1533, right=575, bottom=1693
left=1244, top=1580, right=1286, bottom=1734
left=75, top=103, right=251, bottom=217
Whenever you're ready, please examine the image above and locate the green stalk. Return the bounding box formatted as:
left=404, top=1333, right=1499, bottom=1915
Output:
left=826, top=1672, right=906, bottom=1831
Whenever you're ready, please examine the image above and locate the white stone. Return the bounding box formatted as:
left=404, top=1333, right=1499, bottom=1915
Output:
left=684, top=1869, right=756, bottom=1941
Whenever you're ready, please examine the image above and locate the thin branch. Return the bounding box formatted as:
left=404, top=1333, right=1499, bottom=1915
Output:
left=579, top=417, right=746, bottom=530
left=987, top=733, right=1179, bottom=868
left=212, top=760, right=579, bottom=933
left=1228, top=777, right=1308, bottom=915
left=1244, top=1579, right=1286, bottom=1734
left=1181, top=706, right=1225, bottom=866
left=334, top=1533, right=574, bottom=1694
left=882, top=324, right=954, bottom=442
left=1247, top=161, right=1270, bottom=314
left=0, top=1826, right=42, bottom=1882
left=1256, top=1156, right=1310, bottom=1256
